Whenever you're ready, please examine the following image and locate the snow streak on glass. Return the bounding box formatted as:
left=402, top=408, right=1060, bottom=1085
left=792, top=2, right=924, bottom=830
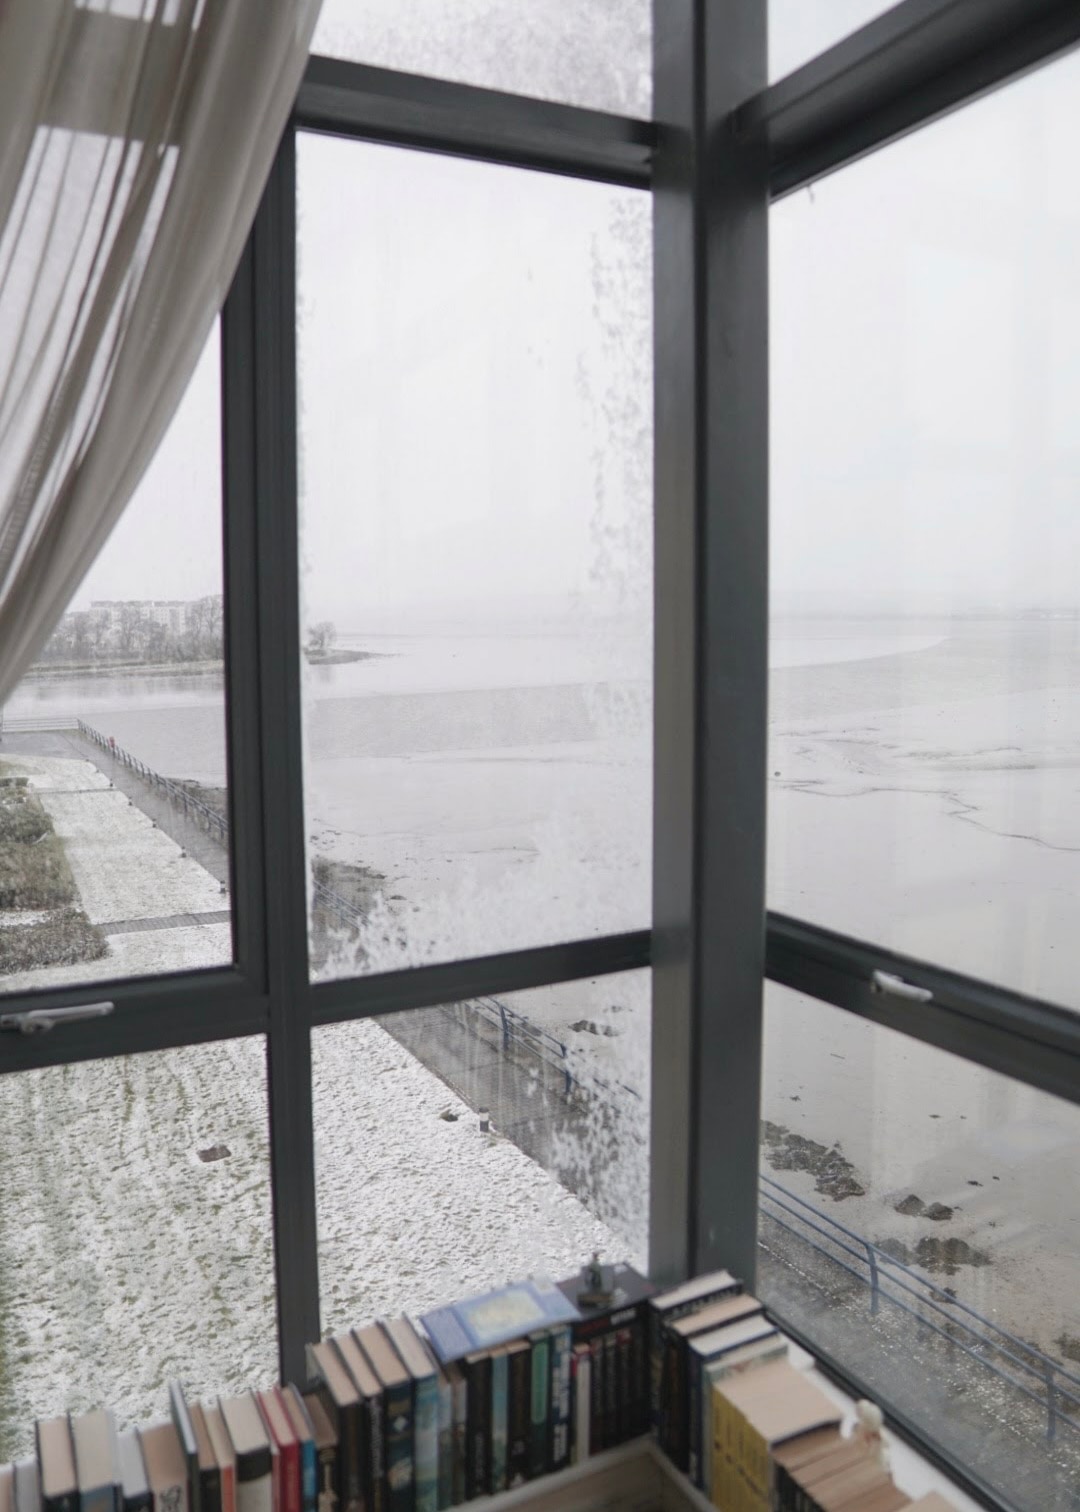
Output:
left=298, top=136, right=653, bottom=981
left=313, top=0, right=651, bottom=118
left=0, top=326, right=230, bottom=995
left=0, top=1037, right=275, bottom=1459
left=769, top=50, right=1080, bottom=1011
left=313, top=969, right=649, bottom=1334
left=768, top=0, right=900, bottom=81
left=759, top=984, right=1080, bottom=1512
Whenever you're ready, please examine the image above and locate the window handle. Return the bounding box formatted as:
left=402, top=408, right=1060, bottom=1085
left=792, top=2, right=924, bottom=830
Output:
left=0, top=1002, right=114, bottom=1035
left=871, top=970, right=933, bottom=1004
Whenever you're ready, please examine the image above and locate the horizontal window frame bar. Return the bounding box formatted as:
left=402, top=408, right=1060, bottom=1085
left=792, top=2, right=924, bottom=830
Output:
left=762, top=1303, right=1009, bottom=1512
left=766, top=912, right=1080, bottom=1108
left=0, top=970, right=268, bottom=1076
left=295, top=55, right=655, bottom=188
left=310, top=930, right=652, bottom=1026
left=738, top=0, right=1080, bottom=198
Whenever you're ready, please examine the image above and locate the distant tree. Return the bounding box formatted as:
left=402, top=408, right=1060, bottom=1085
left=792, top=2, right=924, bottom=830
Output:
left=306, top=621, right=337, bottom=654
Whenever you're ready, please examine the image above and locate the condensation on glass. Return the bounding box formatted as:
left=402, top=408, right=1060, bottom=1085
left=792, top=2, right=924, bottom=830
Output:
left=759, top=983, right=1080, bottom=1512
left=297, top=135, right=653, bottom=981
left=313, top=0, right=651, bottom=118
left=313, top=969, right=650, bottom=1334
left=0, top=326, right=230, bottom=996
left=768, top=50, right=1080, bottom=1010
left=0, top=1036, right=275, bottom=1458
left=769, top=0, right=900, bottom=81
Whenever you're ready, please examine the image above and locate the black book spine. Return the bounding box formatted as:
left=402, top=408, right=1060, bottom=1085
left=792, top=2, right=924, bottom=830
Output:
left=463, top=1356, right=492, bottom=1502
left=688, top=1346, right=703, bottom=1487
left=381, top=1384, right=413, bottom=1512
left=548, top=1326, right=571, bottom=1474
left=41, top=1496, right=78, bottom=1512
left=588, top=1337, right=605, bottom=1454
left=602, top=1334, right=617, bottom=1453
left=506, top=1352, right=530, bottom=1488
left=199, top=1466, right=222, bottom=1512
left=628, top=1320, right=648, bottom=1439
left=332, top=1400, right=365, bottom=1512
left=363, top=1398, right=382, bottom=1512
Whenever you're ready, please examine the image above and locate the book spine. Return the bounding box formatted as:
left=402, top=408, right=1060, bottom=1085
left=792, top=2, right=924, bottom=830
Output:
left=527, top=1335, right=550, bottom=1480
left=506, top=1352, right=529, bottom=1489
left=81, top=1491, right=119, bottom=1512
left=200, top=1467, right=223, bottom=1512
left=337, top=1405, right=365, bottom=1512
left=363, top=1397, right=382, bottom=1512
left=602, top=1334, right=617, bottom=1454
left=647, top=1305, right=664, bottom=1440
left=548, top=1325, right=571, bottom=1473
left=314, top=1449, right=336, bottom=1512
left=299, top=1442, right=316, bottom=1512
left=281, top=1443, right=300, bottom=1512
left=570, top=1347, right=590, bottom=1465
left=463, top=1357, right=491, bottom=1503
left=628, top=1320, right=648, bottom=1439
left=489, top=1353, right=508, bottom=1496
left=236, top=1474, right=270, bottom=1512
left=434, top=1374, right=451, bottom=1512
left=688, top=1345, right=703, bottom=1487
left=449, top=1377, right=467, bottom=1510
left=613, top=1325, right=633, bottom=1447
left=382, top=1385, right=413, bottom=1512
left=413, top=1376, right=438, bottom=1512
left=221, top=1467, right=235, bottom=1512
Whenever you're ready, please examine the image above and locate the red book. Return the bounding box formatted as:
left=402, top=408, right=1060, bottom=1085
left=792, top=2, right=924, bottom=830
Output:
left=256, top=1391, right=300, bottom=1512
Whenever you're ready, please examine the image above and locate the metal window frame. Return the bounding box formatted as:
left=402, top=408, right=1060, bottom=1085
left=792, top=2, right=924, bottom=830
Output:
left=0, top=3, right=1078, bottom=1496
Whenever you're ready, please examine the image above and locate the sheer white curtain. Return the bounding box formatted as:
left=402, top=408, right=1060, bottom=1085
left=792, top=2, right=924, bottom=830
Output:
left=0, top=0, right=322, bottom=703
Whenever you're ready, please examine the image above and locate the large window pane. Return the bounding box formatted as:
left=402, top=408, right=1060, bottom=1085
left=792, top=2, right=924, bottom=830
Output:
left=314, top=969, right=650, bottom=1331
left=769, top=0, right=900, bottom=81
left=769, top=51, right=1080, bottom=1009
left=0, top=329, right=230, bottom=994
left=313, top=0, right=651, bottom=118
left=759, top=984, right=1080, bottom=1511
left=298, top=136, right=652, bottom=981
left=0, top=1038, right=275, bottom=1458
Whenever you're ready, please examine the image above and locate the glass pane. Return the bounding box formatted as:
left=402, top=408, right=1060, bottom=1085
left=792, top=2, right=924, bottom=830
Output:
left=314, top=969, right=649, bottom=1331
left=298, top=136, right=652, bottom=981
left=769, top=50, right=1080, bottom=1008
left=0, top=1037, right=275, bottom=1458
left=1, top=327, right=230, bottom=994
left=759, top=984, right=1080, bottom=1512
left=313, top=0, right=651, bottom=118
left=769, top=0, right=900, bottom=81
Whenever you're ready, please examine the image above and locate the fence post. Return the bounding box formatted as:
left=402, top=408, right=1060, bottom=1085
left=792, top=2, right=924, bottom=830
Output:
left=1045, top=1360, right=1057, bottom=1443
left=866, top=1242, right=880, bottom=1316
left=497, top=1001, right=510, bottom=1054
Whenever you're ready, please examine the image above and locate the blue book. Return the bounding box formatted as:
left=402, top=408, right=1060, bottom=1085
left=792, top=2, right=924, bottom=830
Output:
left=382, top=1318, right=438, bottom=1512
left=548, top=1324, right=573, bottom=1473
left=490, top=1347, right=509, bottom=1494
left=420, top=1278, right=580, bottom=1364
left=281, top=1388, right=318, bottom=1512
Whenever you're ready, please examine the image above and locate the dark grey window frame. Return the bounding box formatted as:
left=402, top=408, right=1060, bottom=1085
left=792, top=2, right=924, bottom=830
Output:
left=0, top=5, right=1077, bottom=1508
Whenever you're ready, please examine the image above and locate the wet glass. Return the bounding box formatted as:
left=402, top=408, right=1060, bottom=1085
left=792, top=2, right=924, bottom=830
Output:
left=768, top=49, right=1080, bottom=1009
left=0, top=326, right=230, bottom=995
left=298, top=135, right=653, bottom=982
left=759, top=983, right=1080, bottom=1512
left=313, top=0, right=651, bottom=118
left=0, top=1036, right=275, bottom=1457
left=313, top=969, right=650, bottom=1332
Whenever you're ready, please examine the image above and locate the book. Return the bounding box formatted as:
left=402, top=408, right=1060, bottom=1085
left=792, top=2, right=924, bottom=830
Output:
left=782, top=1437, right=873, bottom=1511
left=570, top=1345, right=590, bottom=1465
left=355, top=1324, right=412, bottom=1512
left=168, top=1386, right=200, bottom=1512
left=489, top=1345, right=509, bottom=1495
left=334, top=1329, right=385, bottom=1512
left=711, top=1361, right=842, bottom=1512
left=0, top=1466, right=14, bottom=1512
left=218, top=1395, right=272, bottom=1512
left=700, top=1333, right=788, bottom=1493
left=280, top=1388, right=318, bottom=1512
left=556, top=1262, right=655, bottom=1457
left=548, top=1325, right=573, bottom=1471
left=430, top=1363, right=452, bottom=1512
left=14, top=1459, right=41, bottom=1512
left=256, top=1391, right=300, bottom=1512
left=686, top=1314, right=781, bottom=1484
left=300, top=1396, right=338, bottom=1512
left=772, top=1425, right=845, bottom=1512
left=140, top=1421, right=190, bottom=1512
left=526, top=1331, right=550, bottom=1479
left=460, top=1351, right=492, bottom=1501
left=382, top=1318, right=438, bottom=1512
left=118, top=1432, right=151, bottom=1512
left=504, top=1339, right=530, bottom=1488
left=36, top=1418, right=78, bottom=1512
left=189, top=1407, right=223, bottom=1512
left=419, top=1279, right=580, bottom=1364
left=647, top=1269, right=741, bottom=1436
left=71, top=1408, right=122, bottom=1512
left=660, top=1291, right=764, bottom=1457
left=202, top=1408, right=236, bottom=1512
left=306, top=1338, right=366, bottom=1512
left=443, top=1364, right=466, bottom=1510
left=906, top=1500, right=961, bottom=1512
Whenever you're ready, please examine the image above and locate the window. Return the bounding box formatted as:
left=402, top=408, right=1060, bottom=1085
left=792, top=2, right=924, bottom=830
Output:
left=0, top=10, right=1076, bottom=1512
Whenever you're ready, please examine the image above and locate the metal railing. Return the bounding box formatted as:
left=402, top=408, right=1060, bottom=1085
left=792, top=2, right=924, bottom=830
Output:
left=1, top=714, right=78, bottom=733
left=77, top=721, right=228, bottom=846
left=760, top=1172, right=1080, bottom=1446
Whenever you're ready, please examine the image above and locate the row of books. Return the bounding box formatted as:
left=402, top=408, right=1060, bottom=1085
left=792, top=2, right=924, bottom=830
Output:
left=647, top=1270, right=962, bottom=1512
left=0, top=1262, right=966, bottom=1512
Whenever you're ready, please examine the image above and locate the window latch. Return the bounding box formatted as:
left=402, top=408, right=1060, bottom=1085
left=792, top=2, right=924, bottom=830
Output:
left=871, top=970, right=932, bottom=1004
left=0, top=1002, right=114, bottom=1035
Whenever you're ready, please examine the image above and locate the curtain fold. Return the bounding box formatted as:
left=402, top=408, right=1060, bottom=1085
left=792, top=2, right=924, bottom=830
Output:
left=0, top=0, right=322, bottom=703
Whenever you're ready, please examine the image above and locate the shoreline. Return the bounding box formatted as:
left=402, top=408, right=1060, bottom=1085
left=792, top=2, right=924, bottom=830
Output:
left=23, top=659, right=224, bottom=682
